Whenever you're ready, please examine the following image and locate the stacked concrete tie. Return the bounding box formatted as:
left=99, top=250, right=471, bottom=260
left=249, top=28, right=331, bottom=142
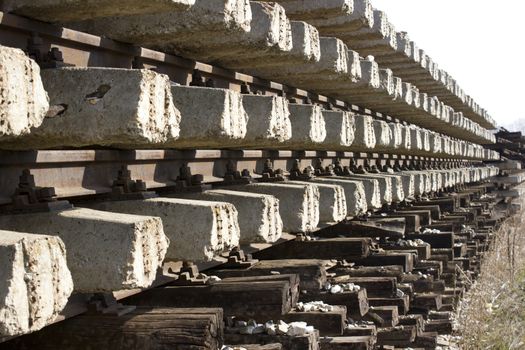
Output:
left=169, top=85, right=247, bottom=148
left=381, top=172, right=405, bottom=202
left=389, top=122, right=403, bottom=150
left=21, top=0, right=496, bottom=144
left=321, top=110, right=356, bottom=150
left=336, top=9, right=397, bottom=55
left=349, top=172, right=393, bottom=205
left=67, top=1, right=308, bottom=71
left=322, top=57, right=495, bottom=145
left=224, top=19, right=322, bottom=71
left=3, top=0, right=496, bottom=139
left=250, top=37, right=361, bottom=92
left=271, top=0, right=374, bottom=34
left=344, top=114, right=490, bottom=159
left=170, top=85, right=294, bottom=148
left=0, top=231, right=73, bottom=338
left=89, top=198, right=240, bottom=262
left=491, top=171, right=525, bottom=186
left=3, top=0, right=196, bottom=22
left=265, top=0, right=495, bottom=128
left=59, top=0, right=252, bottom=60
left=309, top=177, right=368, bottom=217
left=63, top=1, right=327, bottom=80
left=242, top=94, right=292, bottom=145
left=0, top=208, right=169, bottom=292
left=174, top=190, right=283, bottom=244
left=0, top=70, right=296, bottom=150
left=372, top=119, right=393, bottom=152
left=397, top=171, right=415, bottom=199
left=0, top=46, right=49, bottom=139
left=287, top=181, right=347, bottom=223
left=0, top=61, right=494, bottom=159
left=0, top=67, right=181, bottom=149
left=227, top=182, right=320, bottom=233
left=352, top=114, right=376, bottom=151
left=334, top=175, right=383, bottom=209
left=283, top=104, right=326, bottom=149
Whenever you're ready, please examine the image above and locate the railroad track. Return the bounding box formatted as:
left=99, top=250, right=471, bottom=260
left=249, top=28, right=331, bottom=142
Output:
left=0, top=1, right=520, bottom=349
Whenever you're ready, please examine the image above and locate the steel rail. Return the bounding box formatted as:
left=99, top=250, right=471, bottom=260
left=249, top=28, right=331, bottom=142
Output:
left=0, top=149, right=474, bottom=206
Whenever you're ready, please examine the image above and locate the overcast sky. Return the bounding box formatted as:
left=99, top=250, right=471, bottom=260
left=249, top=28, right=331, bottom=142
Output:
left=371, top=0, right=524, bottom=129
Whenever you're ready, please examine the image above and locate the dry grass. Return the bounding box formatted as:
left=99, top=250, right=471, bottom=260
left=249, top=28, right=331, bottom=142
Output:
left=454, top=202, right=525, bottom=349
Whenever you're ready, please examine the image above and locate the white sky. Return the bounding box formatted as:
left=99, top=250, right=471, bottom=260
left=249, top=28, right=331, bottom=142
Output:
left=371, top=0, right=525, bottom=129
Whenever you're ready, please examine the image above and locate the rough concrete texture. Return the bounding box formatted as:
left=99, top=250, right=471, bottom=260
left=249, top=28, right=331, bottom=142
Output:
left=354, top=174, right=393, bottom=205
left=352, top=114, right=376, bottom=150
left=169, top=86, right=247, bottom=148
left=400, top=84, right=420, bottom=108
left=0, top=208, right=168, bottom=292
left=227, top=182, right=319, bottom=233
left=310, top=177, right=368, bottom=217
left=241, top=94, right=291, bottom=145
left=379, top=69, right=395, bottom=96
left=232, top=20, right=320, bottom=70
left=429, top=171, right=441, bottom=192
left=419, top=93, right=429, bottom=112
left=275, top=0, right=374, bottom=33
left=322, top=110, right=355, bottom=150
left=403, top=171, right=425, bottom=196
left=250, top=36, right=350, bottom=87
left=385, top=173, right=405, bottom=202
left=284, top=104, right=326, bottom=149
left=398, top=172, right=415, bottom=199
left=373, top=120, right=393, bottom=149
left=0, top=231, right=73, bottom=337
left=288, top=181, right=347, bottom=223
left=341, top=175, right=382, bottom=210
left=423, top=171, right=433, bottom=193
left=392, top=77, right=403, bottom=100
left=89, top=198, right=239, bottom=262
left=421, top=129, right=431, bottom=152
left=430, top=133, right=443, bottom=154
left=5, top=0, right=195, bottom=22
left=205, top=1, right=292, bottom=64
left=70, top=0, right=252, bottom=57
left=389, top=123, right=403, bottom=149
left=401, top=125, right=411, bottom=150
left=409, top=127, right=423, bottom=151
left=398, top=32, right=414, bottom=56
left=400, top=83, right=414, bottom=106
left=175, top=190, right=282, bottom=244
left=357, top=59, right=380, bottom=88
left=1, top=67, right=180, bottom=149
left=289, top=21, right=321, bottom=63
left=0, top=46, right=49, bottom=138
left=342, top=12, right=397, bottom=53
left=347, top=50, right=363, bottom=81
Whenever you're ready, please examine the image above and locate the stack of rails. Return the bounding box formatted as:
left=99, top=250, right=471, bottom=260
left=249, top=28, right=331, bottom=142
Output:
left=0, top=0, right=517, bottom=349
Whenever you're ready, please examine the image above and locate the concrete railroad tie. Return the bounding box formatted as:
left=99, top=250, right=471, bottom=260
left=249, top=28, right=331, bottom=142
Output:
left=174, top=190, right=283, bottom=244
left=227, top=182, right=320, bottom=233
left=287, top=181, right=347, bottom=223
left=0, top=230, right=73, bottom=337
left=310, top=177, right=369, bottom=217
left=0, top=45, right=49, bottom=138
left=169, top=85, right=247, bottom=148
left=284, top=103, right=326, bottom=149
left=0, top=67, right=180, bottom=149
left=89, top=197, right=240, bottom=262
left=0, top=208, right=168, bottom=292
left=4, top=0, right=196, bottom=22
